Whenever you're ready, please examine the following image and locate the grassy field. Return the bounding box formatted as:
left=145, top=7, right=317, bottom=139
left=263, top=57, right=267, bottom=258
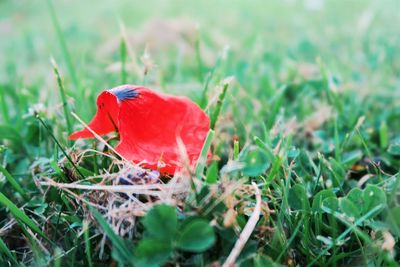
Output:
left=1, top=0, right=399, bottom=266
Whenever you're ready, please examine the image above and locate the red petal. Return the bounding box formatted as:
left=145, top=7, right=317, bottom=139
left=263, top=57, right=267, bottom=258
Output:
left=69, top=91, right=119, bottom=140
left=115, top=87, right=210, bottom=174
left=70, top=85, right=211, bottom=175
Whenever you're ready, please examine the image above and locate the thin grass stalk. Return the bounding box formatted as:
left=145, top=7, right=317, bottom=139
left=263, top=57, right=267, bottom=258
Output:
left=120, top=37, right=127, bottom=84
left=210, top=82, right=229, bottom=130
left=46, top=0, right=79, bottom=90
left=51, top=59, right=72, bottom=137
left=36, top=115, right=85, bottom=179
left=195, top=129, right=214, bottom=179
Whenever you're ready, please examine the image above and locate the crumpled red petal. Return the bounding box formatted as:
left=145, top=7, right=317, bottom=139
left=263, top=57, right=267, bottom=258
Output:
left=69, top=91, right=119, bottom=140
left=69, top=85, right=211, bottom=175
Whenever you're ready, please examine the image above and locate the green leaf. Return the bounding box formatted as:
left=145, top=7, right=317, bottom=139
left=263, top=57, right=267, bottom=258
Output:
left=0, top=192, right=50, bottom=243
left=288, top=184, right=309, bottom=211
left=362, top=185, right=386, bottom=214
left=321, top=197, right=339, bottom=212
left=387, top=206, right=400, bottom=236
left=90, top=207, right=134, bottom=265
left=287, top=147, right=300, bottom=158
left=328, top=157, right=346, bottom=187
left=342, top=150, right=363, bottom=167
left=177, top=219, right=215, bottom=252
left=135, top=239, right=173, bottom=267
left=339, top=186, right=386, bottom=220
left=142, top=204, right=177, bottom=241
left=388, top=143, right=400, bottom=156
left=239, top=146, right=270, bottom=177
left=312, top=189, right=335, bottom=212
left=347, top=188, right=364, bottom=207
left=339, top=197, right=361, bottom=218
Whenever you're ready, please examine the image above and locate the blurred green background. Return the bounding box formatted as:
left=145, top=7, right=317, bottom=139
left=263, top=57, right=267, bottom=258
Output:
left=1, top=0, right=399, bottom=125
left=0, top=0, right=399, bottom=266
left=1, top=0, right=399, bottom=88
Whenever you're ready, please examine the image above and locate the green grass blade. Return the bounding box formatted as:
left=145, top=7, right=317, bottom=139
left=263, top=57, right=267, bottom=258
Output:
left=199, top=49, right=224, bottom=109
left=36, top=115, right=85, bottom=179
left=210, top=82, right=229, bottom=130
left=49, top=159, right=68, bottom=183
left=51, top=59, right=72, bottom=136
left=0, top=193, right=50, bottom=243
left=195, top=33, right=204, bottom=83
left=83, top=220, right=93, bottom=267
left=199, top=72, right=212, bottom=109
left=379, top=121, right=389, bottom=149
left=46, top=0, right=79, bottom=90
left=253, top=136, right=274, bottom=161
left=90, top=207, right=134, bottom=266
left=233, top=139, right=239, bottom=160
left=0, top=165, right=28, bottom=201
left=308, top=204, right=384, bottom=267
left=334, top=118, right=341, bottom=161
left=0, top=237, right=20, bottom=266
left=195, top=129, right=214, bottom=179
left=0, top=88, right=10, bottom=124
left=276, top=217, right=304, bottom=261
left=53, top=247, right=62, bottom=267
left=120, top=37, right=127, bottom=84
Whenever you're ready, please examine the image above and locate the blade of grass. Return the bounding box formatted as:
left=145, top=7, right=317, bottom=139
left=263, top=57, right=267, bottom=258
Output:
left=51, top=204, right=65, bottom=242
left=0, top=192, right=51, bottom=243
left=51, top=59, right=72, bottom=137
left=195, top=129, right=215, bottom=179
left=0, top=88, right=10, bottom=124
left=254, top=136, right=274, bottom=162
left=0, top=237, right=20, bottom=267
left=83, top=220, right=93, bottom=267
left=0, top=165, right=29, bottom=201
left=276, top=217, right=304, bottom=261
left=46, top=0, right=79, bottom=90
left=49, top=159, right=68, bottom=183
left=199, top=50, right=223, bottom=109
left=120, top=37, right=127, bottom=84
left=355, top=127, right=381, bottom=180
left=210, top=82, right=229, bottom=130
left=317, top=57, right=343, bottom=113
left=388, top=172, right=400, bottom=209
left=379, top=121, right=389, bottom=149
left=90, top=207, right=134, bottom=266
left=36, top=115, right=85, bottom=179
left=195, top=31, right=204, bottom=83
left=53, top=247, right=62, bottom=267
left=334, top=117, right=341, bottom=161
left=307, top=204, right=384, bottom=267
left=233, top=139, right=240, bottom=160
left=199, top=72, right=212, bottom=109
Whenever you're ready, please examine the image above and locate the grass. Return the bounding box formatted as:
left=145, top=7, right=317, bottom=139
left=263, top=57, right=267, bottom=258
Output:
left=1, top=0, right=400, bottom=266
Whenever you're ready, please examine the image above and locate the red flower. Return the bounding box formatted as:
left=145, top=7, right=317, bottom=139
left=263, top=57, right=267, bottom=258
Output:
left=69, top=85, right=210, bottom=174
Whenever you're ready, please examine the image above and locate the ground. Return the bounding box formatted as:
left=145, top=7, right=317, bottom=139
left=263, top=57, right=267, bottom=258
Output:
left=0, top=0, right=399, bottom=266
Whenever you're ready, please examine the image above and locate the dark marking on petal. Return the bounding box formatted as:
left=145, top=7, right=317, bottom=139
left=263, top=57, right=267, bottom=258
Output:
left=107, top=111, right=119, bottom=133
left=108, top=86, right=139, bottom=101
